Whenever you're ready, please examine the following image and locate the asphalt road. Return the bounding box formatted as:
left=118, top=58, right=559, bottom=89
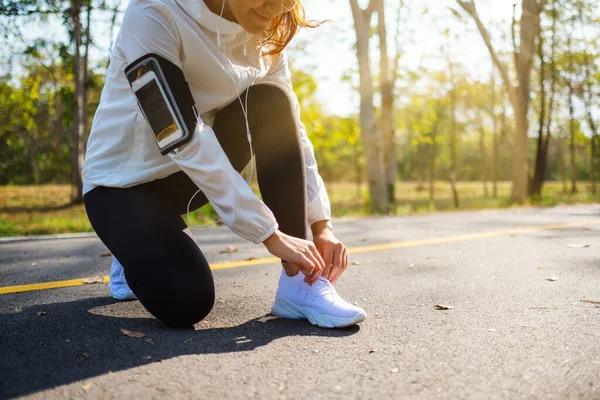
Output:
left=1, top=204, right=599, bottom=399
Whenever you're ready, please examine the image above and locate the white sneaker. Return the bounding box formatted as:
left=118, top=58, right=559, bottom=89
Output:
left=271, top=271, right=367, bottom=328
left=108, top=256, right=137, bottom=301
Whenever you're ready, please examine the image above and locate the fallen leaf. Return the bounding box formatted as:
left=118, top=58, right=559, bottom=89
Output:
left=545, top=276, right=559, bottom=281
left=100, top=252, right=112, bottom=257
left=264, top=272, right=269, bottom=276
left=582, top=299, right=600, bottom=305
left=434, top=304, right=454, bottom=310
left=568, top=244, right=590, bottom=248
left=81, top=382, right=92, bottom=392
left=82, top=276, right=104, bottom=284
left=257, top=315, right=280, bottom=323
left=120, top=328, right=145, bottom=338
left=37, top=312, right=47, bottom=316
left=391, top=368, right=399, bottom=373
left=279, top=384, right=288, bottom=392
left=245, top=257, right=259, bottom=261
left=219, top=246, right=238, bottom=254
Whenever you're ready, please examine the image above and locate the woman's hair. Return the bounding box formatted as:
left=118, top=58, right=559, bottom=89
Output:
left=260, top=1, right=322, bottom=56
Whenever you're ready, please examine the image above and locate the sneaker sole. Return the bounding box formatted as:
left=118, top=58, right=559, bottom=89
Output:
left=271, top=298, right=367, bottom=328
left=108, top=287, right=137, bottom=301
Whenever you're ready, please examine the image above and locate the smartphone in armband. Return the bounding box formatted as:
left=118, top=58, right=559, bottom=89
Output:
left=125, top=54, right=197, bottom=155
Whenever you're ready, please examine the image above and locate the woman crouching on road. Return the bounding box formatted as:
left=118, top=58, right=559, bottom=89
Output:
left=82, top=0, right=366, bottom=328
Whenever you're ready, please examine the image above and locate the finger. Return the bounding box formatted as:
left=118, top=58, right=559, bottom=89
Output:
left=321, top=246, right=334, bottom=279
left=311, top=244, right=327, bottom=273
left=331, top=247, right=348, bottom=284
left=306, top=254, right=322, bottom=284
left=328, top=245, right=343, bottom=283
left=305, top=247, right=323, bottom=285
left=295, top=254, right=314, bottom=279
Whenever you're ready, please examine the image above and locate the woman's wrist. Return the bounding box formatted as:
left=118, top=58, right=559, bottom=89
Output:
left=311, top=220, right=333, bottom=237
left=263, top=229, right=281, bottom=246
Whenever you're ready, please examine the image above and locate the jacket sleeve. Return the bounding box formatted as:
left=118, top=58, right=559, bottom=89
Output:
left=257, top=52, right=332, bottom=227
left=118, top=0, right=278, bottom=244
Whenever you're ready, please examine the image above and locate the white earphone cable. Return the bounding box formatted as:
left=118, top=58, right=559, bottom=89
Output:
left=186, top=0, right=257, bottom=230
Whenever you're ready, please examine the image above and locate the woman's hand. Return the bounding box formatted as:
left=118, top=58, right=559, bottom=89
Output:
left=311, top=221, right=348, bottom=285
left=263, top=229, right=325, bottom=284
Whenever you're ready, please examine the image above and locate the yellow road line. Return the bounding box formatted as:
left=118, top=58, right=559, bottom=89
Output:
left=349, top=219, right=600, bottom=254
left=1, top=218, right=598, bottom=296
left=0, top=276, right=110, bottom=295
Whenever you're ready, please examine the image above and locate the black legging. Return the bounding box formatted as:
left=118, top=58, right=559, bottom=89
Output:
left=84, top=84, right=307, bottom=328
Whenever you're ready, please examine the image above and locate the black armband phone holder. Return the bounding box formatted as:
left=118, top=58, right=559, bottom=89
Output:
left=124, top=53, right=198, bottom=155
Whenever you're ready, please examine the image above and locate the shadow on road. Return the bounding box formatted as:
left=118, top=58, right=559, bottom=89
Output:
left=0, top=296, right=359, bottom=398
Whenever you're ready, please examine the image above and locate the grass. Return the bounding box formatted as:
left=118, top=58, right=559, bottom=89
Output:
left=0, top=181, right=598, bottom=237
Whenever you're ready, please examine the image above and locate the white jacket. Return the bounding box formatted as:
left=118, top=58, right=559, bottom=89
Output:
left=82, top=0, right=331, bottom=244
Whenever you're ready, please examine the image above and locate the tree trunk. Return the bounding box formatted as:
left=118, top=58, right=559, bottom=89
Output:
left=531, top=31, right=546, bottom=197
left=541, top=4, right=556, bottom=197
left=496, top=84, right=509, bottom=198
left=491, top=67, right=498, bottom=199
left=354, top=146, right=362, bottom=199
left=428, top=117, right=439, bottom=206
left=26, top=133, right=40, bottom=184
left=580, top=8, right=598, bottom=195
left=457, top=0, right=546, bottom=203
left=584, top=83, right=598, bottom=195
left=349, top=0, right=387, bottom=213
left=478, top=114, right=488, bottom=198
left=82, top=2, right=91, bottom=152
left=532, top=1, right=556, bottom=198
left=428, top=140, right=435, bottom=206
left=377, top=0, right=397, bottom=207
left=568, top=84, right=577, bottom=194
left=513, top=0, right=545, bottom=202
left=407, top=123, right=414, bottom=182
left=589, top=112, right=598, bottom=195
left=558, top=137, right=567, bottom=193
left=70, top=0, right=85, bottom=204
left=449, top=93, right=459, bottom=207
left=567, top=36, right=577, bottom=194
left=448, top=64, right=460, bottom=207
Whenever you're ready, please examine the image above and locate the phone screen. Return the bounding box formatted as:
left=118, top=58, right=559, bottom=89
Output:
left=136, top=79, right=179, bottom=142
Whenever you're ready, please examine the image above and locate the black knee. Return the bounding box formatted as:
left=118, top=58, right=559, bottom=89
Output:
left=127, top=266, right=216, bottom=329
left=251, top=83, right=293, bottom=116
left=150, top=289, right=215, bottom=329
